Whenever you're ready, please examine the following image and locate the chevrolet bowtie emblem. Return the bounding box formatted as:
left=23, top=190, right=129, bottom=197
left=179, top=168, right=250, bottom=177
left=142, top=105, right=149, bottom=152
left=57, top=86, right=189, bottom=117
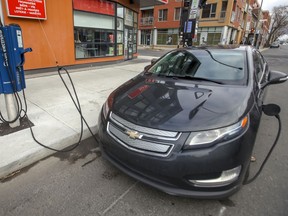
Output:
left=125, top=130, right=143, bottom=140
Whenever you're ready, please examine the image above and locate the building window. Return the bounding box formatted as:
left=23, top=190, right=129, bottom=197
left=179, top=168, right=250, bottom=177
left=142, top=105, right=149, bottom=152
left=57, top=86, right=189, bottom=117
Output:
left=174, top=8, right=181, bottom=21
left=220, top=1, right=227, bottom=18
left=74, top=27, right=115, bottom=58
left=158, top=9, right=168, bottom=21
left=157, top=29, right=179, bottom=45
left=207, top=33, right=221, bottom=45
left=202, top=4, right=217, bottom=18
left=117, top=4, right=124, bottom=18
left=125, top=8, right=134, bottom=26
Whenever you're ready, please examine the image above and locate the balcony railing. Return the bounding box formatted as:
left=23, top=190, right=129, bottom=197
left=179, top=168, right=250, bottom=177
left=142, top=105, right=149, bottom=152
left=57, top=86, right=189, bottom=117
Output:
left=140, top=17, right=154, bottom=26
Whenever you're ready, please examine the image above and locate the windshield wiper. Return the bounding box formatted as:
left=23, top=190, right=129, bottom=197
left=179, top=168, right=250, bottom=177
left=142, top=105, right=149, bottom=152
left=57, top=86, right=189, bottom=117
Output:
left=205, top=50, right=243, bottom=70
left=175, top=75, right=224, bottom=84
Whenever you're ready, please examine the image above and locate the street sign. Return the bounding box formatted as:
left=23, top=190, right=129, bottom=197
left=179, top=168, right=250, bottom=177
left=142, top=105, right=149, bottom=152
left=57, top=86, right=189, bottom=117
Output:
left=6, top=0, right=47, bottom=20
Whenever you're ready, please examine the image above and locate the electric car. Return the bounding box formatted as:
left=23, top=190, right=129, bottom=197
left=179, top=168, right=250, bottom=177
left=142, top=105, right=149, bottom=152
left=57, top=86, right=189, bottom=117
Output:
left=97, top=45, right=287, bottom=198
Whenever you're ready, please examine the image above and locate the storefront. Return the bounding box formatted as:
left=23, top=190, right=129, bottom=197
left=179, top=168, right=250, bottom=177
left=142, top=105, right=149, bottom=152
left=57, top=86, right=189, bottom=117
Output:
left=0, top=0, right=139, bottom=71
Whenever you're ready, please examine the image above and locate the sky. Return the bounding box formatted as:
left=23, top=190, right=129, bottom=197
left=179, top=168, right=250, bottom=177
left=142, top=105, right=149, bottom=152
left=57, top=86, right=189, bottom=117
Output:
left=261, top=0, right=287, bottom=11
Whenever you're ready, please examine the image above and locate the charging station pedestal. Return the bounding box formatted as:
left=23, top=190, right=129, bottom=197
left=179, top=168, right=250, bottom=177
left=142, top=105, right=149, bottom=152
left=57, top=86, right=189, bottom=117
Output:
left=0, top=24, right=32, bottom=128
left=4, top=94, right=20, bottom=127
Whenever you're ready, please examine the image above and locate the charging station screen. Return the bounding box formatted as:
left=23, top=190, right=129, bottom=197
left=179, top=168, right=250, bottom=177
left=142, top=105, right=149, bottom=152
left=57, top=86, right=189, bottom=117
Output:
left=6, top=0, right=47, bottom=20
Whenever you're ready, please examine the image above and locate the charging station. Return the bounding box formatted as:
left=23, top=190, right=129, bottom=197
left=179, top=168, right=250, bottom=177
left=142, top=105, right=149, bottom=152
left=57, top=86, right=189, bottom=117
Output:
left=0, top=24, right=32, bottom=127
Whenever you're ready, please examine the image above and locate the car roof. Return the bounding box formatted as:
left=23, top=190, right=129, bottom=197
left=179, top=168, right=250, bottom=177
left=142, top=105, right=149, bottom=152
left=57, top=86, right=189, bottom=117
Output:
left=181, top=45, right=252, bottom=52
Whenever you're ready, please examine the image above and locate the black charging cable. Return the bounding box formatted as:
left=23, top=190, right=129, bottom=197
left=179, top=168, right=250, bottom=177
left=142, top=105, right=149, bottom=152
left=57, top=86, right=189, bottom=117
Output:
left=243, top=114, right=281, bottom=185
left=22, top=65, right=99, bottom=152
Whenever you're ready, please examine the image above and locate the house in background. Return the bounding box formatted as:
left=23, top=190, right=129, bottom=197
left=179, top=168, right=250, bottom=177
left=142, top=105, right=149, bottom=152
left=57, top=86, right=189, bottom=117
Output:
left=138, top=0, right=270, bottom=47
left=138, top=0, right=183, bottom=47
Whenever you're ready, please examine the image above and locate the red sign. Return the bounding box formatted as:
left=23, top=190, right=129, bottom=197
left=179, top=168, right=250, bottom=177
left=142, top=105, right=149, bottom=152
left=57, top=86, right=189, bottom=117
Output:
left=73, top=0, right=115, bottom=16
left=6, top=0, right=47, bottom=20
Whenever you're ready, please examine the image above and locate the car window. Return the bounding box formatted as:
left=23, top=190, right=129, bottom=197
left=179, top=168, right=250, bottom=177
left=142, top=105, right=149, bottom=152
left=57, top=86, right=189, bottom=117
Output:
left=253, top=50, right=265, bottom=84
left=148, top=50, right=246, bottom=85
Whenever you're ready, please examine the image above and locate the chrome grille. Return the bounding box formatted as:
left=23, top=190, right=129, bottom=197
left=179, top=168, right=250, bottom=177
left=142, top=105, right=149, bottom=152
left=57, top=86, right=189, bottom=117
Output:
left=111, top=113, right=178, bottom=138
left=107, top=112, right=181, bottom=157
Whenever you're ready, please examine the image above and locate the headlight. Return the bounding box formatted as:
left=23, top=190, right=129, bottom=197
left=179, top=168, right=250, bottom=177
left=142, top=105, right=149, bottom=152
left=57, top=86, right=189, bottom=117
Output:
left=102, top=100, right=110, bottom=119
left=102, top=92, right=114, bottom=120
left=184, top=116, right=249, bottom=149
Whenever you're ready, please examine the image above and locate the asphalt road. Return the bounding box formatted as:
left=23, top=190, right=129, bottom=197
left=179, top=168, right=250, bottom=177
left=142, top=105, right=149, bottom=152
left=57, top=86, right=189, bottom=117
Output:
left=1, top=46, right=288, bottom=216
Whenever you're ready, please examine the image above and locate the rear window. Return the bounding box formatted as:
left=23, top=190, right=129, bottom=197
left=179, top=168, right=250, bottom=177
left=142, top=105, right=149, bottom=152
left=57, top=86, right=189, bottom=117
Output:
left=148, top=49, right=247, bottom=85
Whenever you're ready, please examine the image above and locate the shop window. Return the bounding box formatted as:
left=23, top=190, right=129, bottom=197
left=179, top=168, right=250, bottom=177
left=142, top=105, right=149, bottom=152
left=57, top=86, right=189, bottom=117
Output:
left=117, top=18, right=124, bottom=31
left=206, top=33, right=221, bottom=45
left=74, top=27, right=115, bottom=58
left=157, top=29, right=177, bottom=45
left=117, top=30, right=124, bottom=56
left=74, top=11, right=115, bottom=29
left=133, top=23, right=137, bottom=54
left=117, top=44, right=123, bottom=56
left=117, top=31, right=123, bottom=43
left=117, top=4, right=124, bottom=18
left=125, top=8, right=134, bottom=26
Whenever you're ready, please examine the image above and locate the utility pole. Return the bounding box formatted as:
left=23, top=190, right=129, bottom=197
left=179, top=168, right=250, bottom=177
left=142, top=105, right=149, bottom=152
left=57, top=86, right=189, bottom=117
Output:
left=179, top=0, right=191, bottom=48
left=179, top=0, right=206, bottom=48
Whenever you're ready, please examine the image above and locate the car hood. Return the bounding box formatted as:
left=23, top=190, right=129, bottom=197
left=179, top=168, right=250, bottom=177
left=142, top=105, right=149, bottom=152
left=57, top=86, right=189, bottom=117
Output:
left=111, top=75, right=252, bottom=132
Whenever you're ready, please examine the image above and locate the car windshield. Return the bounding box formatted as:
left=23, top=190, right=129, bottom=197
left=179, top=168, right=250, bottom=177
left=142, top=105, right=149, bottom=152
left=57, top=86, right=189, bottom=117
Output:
left=147, top=49, right=247, bottom=85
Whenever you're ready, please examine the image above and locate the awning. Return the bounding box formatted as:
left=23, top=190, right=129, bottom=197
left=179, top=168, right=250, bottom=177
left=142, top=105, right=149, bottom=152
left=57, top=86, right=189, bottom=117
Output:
left=133, top=0, right=168, bottom=7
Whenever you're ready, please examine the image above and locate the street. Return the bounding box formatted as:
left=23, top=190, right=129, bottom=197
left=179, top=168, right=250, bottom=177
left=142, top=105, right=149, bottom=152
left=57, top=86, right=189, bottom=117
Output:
left=0, top=45, right=288, bottom=216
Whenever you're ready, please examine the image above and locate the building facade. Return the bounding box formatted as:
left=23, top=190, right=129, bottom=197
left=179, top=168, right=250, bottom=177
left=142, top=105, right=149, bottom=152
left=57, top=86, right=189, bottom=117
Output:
left=196, top=0, right=251, bottom=45
left=138, top=0, right=270, bottom=48
left=139, top=0, right=183, bottom=47
left=0, top=0, right=166, bottom=71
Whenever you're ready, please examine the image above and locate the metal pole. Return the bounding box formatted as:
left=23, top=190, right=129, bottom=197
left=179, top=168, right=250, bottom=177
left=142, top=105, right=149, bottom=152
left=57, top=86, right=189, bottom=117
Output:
left=178, top=0, right=185, bottom=48
left=4, top=94, right=20, bottom=128
left=183, top=0, right=192, bottom=47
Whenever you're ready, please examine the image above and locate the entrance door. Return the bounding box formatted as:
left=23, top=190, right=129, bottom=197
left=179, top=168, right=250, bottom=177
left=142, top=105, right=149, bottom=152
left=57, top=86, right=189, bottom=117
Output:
left=146, top=34, right=151, bottom=46
left=128, top=28, right=133, bottom=60
left=124, top=27, right=133, bottom=60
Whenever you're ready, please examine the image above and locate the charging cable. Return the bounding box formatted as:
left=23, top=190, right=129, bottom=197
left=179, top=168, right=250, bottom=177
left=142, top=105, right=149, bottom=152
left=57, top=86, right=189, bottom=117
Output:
left=15, top=19, right=100, bottom=152
left=22, top=65, right=99, bottom=152
left=243, top=112, right=281, bottom=185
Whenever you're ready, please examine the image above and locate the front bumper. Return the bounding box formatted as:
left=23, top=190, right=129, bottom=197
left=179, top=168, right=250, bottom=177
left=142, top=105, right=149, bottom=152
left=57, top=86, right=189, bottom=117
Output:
left=97, top=112, right=254, bottom=199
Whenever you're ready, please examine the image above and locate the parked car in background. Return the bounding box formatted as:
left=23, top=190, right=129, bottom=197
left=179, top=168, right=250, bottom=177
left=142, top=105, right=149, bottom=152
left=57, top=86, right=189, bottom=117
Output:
left=97, top=45, right=288, bottom=199
left=270, top=41, right=280, bottom=48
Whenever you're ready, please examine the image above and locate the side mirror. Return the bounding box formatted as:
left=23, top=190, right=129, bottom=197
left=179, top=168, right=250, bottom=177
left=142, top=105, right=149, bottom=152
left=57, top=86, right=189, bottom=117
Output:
left=144, top=58, right=158, bottom=71
left=151, top=58, right=158, bottom=64
left=262, top=70, right=288, bottom=89
left=144, top=65, right=151, bottom=71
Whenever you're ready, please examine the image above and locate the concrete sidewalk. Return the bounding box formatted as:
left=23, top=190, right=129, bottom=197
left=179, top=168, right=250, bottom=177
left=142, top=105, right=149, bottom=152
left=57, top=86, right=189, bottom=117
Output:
left=0, top=57, right=152, bottom=179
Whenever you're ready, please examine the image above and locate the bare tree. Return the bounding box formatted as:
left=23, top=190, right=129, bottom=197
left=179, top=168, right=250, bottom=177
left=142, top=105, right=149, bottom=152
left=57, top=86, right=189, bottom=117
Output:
left=265, top=5, right=288, bottom=46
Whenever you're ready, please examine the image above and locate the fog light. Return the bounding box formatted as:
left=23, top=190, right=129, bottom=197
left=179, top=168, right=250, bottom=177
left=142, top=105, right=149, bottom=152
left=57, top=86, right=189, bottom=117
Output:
left=189, top=166, right=241, bottom=187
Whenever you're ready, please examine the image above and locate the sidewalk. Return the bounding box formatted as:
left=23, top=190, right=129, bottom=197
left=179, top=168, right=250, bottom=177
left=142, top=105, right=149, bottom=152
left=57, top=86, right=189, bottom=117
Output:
left=0, top=57, right=152, bottom=179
